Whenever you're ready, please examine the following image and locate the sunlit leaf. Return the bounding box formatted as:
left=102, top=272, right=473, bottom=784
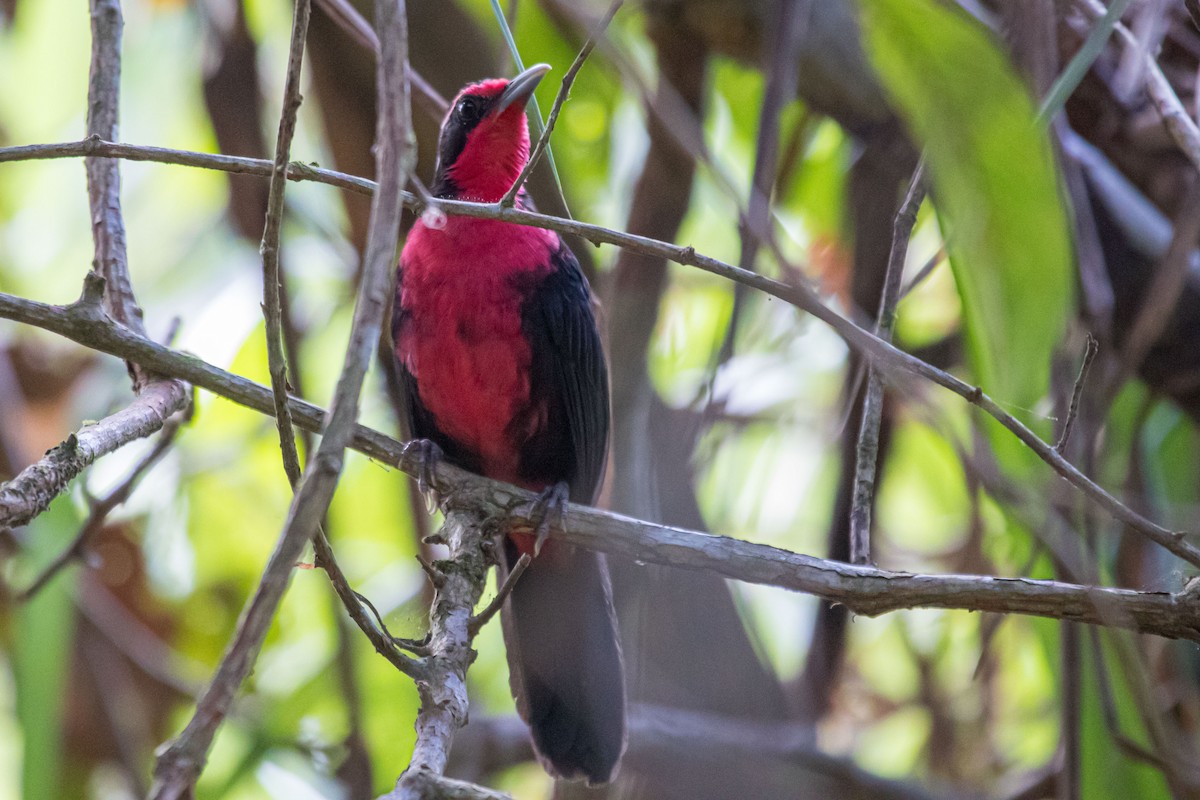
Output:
left=858, top=0, right=1075, bottom=470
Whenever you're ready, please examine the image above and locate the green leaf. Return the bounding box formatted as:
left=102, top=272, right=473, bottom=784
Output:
left=858, top=0, right=1075, bottom=469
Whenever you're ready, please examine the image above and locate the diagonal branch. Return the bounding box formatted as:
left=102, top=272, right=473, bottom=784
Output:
left=4, top=284, right=1200, bottom=643
left=146, top=0, right=416, bottom=793
left=15, top=416, right=181, bottom=601
left=1075, top=0, right=1200, bottom=171
left=0, top=140, right=1196, bottom=565
left=0, top=331, right=188, bottom=531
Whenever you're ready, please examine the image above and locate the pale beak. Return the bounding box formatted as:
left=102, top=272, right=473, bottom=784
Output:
left=494, top=63, right=551, bottom=115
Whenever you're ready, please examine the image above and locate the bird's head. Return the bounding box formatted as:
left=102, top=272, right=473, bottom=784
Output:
left=432, top=63, right=550, bottom=202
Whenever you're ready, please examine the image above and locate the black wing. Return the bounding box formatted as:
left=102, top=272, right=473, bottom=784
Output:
left=516, top=241, right=610, bottom=504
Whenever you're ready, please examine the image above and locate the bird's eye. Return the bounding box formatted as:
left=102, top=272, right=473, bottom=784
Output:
left=457, top=97, right=481, bottom=123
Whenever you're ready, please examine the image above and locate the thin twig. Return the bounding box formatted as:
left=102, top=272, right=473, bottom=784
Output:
left=899, top=248, right=945, bottom=299
left=311, top=529, right=424, bottom=677
left=416, top=553, right=448, bottom=589
left=85, top=0, right=147, bottom=378
left=1055, top=334, right=1099, bottom=453
left=707, top=0, right=809, bottom=399
left=146, top=0, right=416, bottom=792
left=259, top=0, right=310, bottom=491
left=498, top=0, right=620, bottom=207
left=16, top=419, right=180, bottom=601
left=849, top=160, right=926, bottom=564
left=1, top=142, right=1197, bottom=566
left=0, top=296, right=189, bottom=528
left=468, top=552, right=530, bottom=636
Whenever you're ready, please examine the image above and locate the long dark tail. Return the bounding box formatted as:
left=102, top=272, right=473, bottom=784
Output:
left=501, top=538, right=626, bottom=784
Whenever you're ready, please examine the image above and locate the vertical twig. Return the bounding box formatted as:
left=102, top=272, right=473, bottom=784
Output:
left=86, top=0, right=139, bottom=339
left=499, top=0, right=621, bottom=207
left=383, top=510, right=506, bottom=800
left=848, top=160, right=925, bottom=565
left=147, top=0, right=415, bottom=793
left=1054, top=334, right=1098, bottom=453
left=260, top=8, right=386, bottom=775
left=80, top=0, right=190, bottom=475
left=85, top=0, right=159, bottom=394
left=260, top=0, right=311, bottom=489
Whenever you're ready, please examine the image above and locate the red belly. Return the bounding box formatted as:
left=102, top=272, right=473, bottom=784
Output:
left=397, top=217, right=557, bottom=485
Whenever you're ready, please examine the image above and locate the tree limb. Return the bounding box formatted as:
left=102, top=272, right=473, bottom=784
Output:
left=2, top=136, right=1188, bottom=567
left=3, top=281, right=1200, bottom=644
left=146, top=0, right=415, bottom=791
left=382, top=510, right=501, bottom=800
left=0, top=368, right=187, bottom=531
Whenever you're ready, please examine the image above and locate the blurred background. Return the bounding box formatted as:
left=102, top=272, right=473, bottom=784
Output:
left=1, top=0, right=1199, bottom=798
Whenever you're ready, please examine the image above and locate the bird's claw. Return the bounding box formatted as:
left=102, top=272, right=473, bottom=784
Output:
left=401, top=438, right=444, bottom=512
left=516, top=481, right=570, bottom=556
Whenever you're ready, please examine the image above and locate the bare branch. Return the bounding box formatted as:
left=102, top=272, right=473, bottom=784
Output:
left=1055, top=333, right=1099, bottom=453
left=147, top=0, right=416, bottom=791
left=86, top=0, right=143, bottom=342
left=498, top=0, right=620, bottom=207
left=311, top=530, right=424, bottom=678
left=1076, top=0, right=1200, bottom=171
left=0, top=138, right=377, bottom=193
left=383, top=511, right=496, bottom=800
left=850, top=160, right=925, bottom=564
left=15, top=417, right=180, bottom=601
left=311, top=0, right=448, bottom=119
left=393, top=770, right=512, bottom=800
left=417, top=553, right=449, bottom=589
left=0, top=290, right=188, bottom=529
left=1, top=140, right=1197, bottom=565
left=2, top=285, right=1200, bottom=642
left=260, top=0, right=310, bottom=490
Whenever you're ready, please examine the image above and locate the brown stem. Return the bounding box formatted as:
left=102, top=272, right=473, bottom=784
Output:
left=145, top=0, right=416, bottom=792
left=848, top=160, right=926, bottom=564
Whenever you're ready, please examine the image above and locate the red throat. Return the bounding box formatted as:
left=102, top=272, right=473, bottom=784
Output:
left=448, top=89, right=531, bottom=201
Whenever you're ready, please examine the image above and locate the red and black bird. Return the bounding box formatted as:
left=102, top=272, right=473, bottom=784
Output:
left=392, top=65, right=626, bottom=783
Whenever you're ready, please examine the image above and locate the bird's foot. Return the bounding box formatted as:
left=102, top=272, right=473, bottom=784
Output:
left=400, top=438, right=444, bottom=512
left=513, top=481, right=570, bottom=557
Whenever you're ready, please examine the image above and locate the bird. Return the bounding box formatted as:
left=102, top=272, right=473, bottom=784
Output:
left=391, top=63, right=626, bottom=784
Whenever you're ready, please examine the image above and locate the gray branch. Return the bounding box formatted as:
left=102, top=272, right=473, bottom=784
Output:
left=0, top=342, right=187, bottom=530
left=146, top=0, right=415, bottom=791
left=382, top=510, right=502, bottom=800
left=1, top=137, right=1189, bottom=567
left=3, top=280, right=1200, bottom=644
